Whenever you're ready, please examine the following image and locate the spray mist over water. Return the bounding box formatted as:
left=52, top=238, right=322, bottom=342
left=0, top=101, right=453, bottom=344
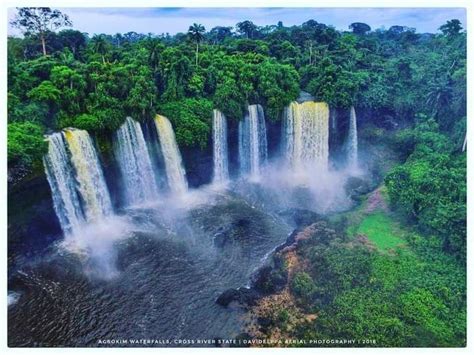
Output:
left=40, top=101, right=369, bottom=281
left=59, top=215, right=135, bottom=279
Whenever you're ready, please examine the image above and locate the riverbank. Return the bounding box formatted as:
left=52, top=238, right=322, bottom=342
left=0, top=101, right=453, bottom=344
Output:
left=236, top=185, right=466, bottom=347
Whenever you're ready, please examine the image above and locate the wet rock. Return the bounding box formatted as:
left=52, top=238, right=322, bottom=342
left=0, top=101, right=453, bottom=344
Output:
left=296, top=91, right=315, bottom=103
left=212, top=218, right=252, bottom=248
left=257, top=316, right=273, bottom=328
left=216, top=287, right=260, bottom=307
left=252, top=262, right=287, bottom=295
left=278, top=208, right=323, bottom=228
left=344, top=176, right=372, bottom=200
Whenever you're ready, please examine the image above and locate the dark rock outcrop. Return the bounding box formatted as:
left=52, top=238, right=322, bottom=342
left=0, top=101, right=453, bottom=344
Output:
left=252, top=263, right=287, bottom=295
left=278, top=208, right=323, bottom=228
left=216, top=287, right=260, bottom=307
left=216, top=220, right=337, bottom=309
left=344, top=176, right=372, bottom=200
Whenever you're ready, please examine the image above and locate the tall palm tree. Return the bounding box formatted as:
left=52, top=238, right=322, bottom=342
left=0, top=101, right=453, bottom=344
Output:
left=188, top=23, right=205, bottom=66
left=145, top=38, right=164, bottom=73
left=91, top=35, right=109, bottom=64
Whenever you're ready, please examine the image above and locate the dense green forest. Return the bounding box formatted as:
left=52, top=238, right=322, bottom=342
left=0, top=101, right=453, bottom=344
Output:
left=7, top=8, right=467, bottom=346
left=7, top=9, right=466, bottom=254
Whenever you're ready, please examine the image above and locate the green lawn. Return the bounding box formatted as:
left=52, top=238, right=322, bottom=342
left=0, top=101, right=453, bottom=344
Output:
left=355, top=212, right=405, bottom=252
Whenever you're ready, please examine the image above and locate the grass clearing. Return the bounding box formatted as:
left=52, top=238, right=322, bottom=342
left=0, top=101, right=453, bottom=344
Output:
left=355, top=212, right=405, bottom=252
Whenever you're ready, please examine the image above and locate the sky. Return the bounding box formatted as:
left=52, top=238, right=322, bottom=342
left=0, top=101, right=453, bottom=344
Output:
left=7, top=7, right=467, bottom=36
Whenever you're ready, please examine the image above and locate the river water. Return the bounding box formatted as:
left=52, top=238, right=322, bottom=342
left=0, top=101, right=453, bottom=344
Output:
left=8, top=184, right=300, bottom=347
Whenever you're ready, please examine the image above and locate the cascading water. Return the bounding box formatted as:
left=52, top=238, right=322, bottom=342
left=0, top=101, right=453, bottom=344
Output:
left=43, top=129, right=112, bottom=234
left=282, top=101, right=329, bottom=169
left=212, top=109, right=229, bottom=183
left=114, top=117, right=159, bottom=205
left=347, top=106, right=358, bottom=170
left=43, top=133, right=85, bottom=235
left=154, top=115, right=188, bottom=195
left=64, top=128, right=113, bottom=221
left=238, top=104, right=268, bottom=179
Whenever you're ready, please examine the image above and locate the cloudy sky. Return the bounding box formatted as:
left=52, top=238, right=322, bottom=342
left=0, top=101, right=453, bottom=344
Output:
left=7, top=7, right=466, bottom=36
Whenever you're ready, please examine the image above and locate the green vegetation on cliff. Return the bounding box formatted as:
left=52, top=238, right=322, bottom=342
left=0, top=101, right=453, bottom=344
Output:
left=7, top=8, right=466, bottom=175
left=254, top=190, right=465, bottom=347
left=385, top=118, right=466, bottom=260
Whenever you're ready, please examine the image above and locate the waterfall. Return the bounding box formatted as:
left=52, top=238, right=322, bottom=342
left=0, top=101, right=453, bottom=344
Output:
left=154, top=115, right=188, bottom=195
left=43, top=133, right=85, bottom=235
left=212, top=109, right=229, bottom=183
left=347, top=106, right=358, bottom=169
left=43, top=129, right=112, bottom=234
left=114, top=117, right=159, bottom=206
left=283, top=101, right=329, bottom=169
left=238, top=104, right=268, bottom=178
left=64, top=128, right=113, bottom=221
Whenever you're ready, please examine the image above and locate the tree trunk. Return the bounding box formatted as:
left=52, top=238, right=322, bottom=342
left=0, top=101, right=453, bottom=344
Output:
left=41, top=33, right=47, bottom=56
left=195, top=43, right=199, bottom=66
left=462, top=132, right=467, bottom=152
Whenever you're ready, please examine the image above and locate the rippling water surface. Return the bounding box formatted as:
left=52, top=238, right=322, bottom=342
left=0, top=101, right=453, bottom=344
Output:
left=8, top=188, right=294, bottom=347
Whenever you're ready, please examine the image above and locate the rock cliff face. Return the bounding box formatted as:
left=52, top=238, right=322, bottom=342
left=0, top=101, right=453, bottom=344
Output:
left=214, top=220, right=340, bottom=344
left=8, top=174, right=62, bottom=266
left=215, top=215, right=333, bottom=309
left=243, top=221, right=337, bottom=342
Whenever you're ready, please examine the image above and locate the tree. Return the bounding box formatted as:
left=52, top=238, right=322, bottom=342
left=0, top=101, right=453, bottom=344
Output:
left=57, top=29, right=86, bottom=58
left=208, top=26, right=233, bottom=44
left=388, top=25, right=408, bottom=35
left=439, top=19, right=463, bottom=37
left=236, top=20, right=258, bottom=39
left=160, top=98, right=213, bottom=148
left=143, top=37, right=165, bottom=73
left=7, top=122, right=47, bottom=170
left=188, top=23, right=206, bottom=66
left=90, top=35, right=110, bottom=64
left=349, top=22, right=371, bottom=35
left=385, top=120, right=466, bottom=259
left=10, top=7, right=72, bottom=56
left=27, top=81, right=61, bottom=103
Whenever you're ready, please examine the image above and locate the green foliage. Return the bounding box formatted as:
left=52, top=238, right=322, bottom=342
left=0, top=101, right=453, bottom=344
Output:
left=354, top=212, right=405, bottom=251
left=256, top=61, right=300, bottom=120
left=385, top=119, right=466, bottom=259
left=159, top=98, right=213, bottom=149
left=399, top=288, right=454, bottom=345
left=8, top=122, right=47, bottom=170
left=439, top=19, right=463, bottom=37
left=27, top=80, right=61, bottom=103
left=290, top=219, right=466, bottom=347
left=6, top=10, right=468, bottom=346
left=7, top=10, right=466, bottom=194
left=10, top=7, right=72, bottom=56
left=291, top=272, right=316, bottom=304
